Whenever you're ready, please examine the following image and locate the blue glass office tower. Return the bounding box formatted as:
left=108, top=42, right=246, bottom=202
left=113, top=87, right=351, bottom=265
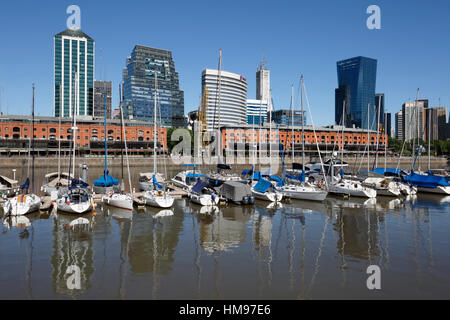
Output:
left=54, top=29, right=95, bottom=117
left=123, top=45, right=184, bottom=127
left=336, top=56, right=377, bottom=130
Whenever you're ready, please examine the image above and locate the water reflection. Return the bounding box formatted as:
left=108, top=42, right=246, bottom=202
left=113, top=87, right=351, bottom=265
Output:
left=0, top=190, right=448, bottom=299
left=50, top=212, right=95, bottom=298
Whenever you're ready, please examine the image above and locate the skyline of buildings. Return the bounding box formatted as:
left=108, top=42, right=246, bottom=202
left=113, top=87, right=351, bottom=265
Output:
left=26, top=21, right=450, bottom=143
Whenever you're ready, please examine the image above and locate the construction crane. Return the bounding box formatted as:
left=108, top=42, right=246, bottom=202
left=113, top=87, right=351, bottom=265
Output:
left=198, top=85, right=208, bottom=133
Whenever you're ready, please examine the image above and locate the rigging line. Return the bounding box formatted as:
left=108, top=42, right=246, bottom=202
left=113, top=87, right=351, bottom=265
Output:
left=302, top=81, right=328, bottom=189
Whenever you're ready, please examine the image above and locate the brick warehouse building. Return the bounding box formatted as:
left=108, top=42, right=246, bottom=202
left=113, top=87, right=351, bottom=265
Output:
left=0, top=115, right=167, bottom=156
left=220, top=123, right=388, bottom=156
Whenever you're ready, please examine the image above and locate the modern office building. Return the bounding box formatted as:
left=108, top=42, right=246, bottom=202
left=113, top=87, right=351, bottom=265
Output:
left=335, top=85, right=351, bottom=127
left=336, top=56, right=377, bottom=130
left=122, top=45, right=184, bottom=127
left=375, top=93, right=385, bottom=128
left=272, top=109, right=306, bottom=127
left=201, top=69, right=248, bottom=131
left=395, top=111, right=403, bottom=140
left=385, top=112, right=392, bottom=137
left=246, top=99, right=268, bottom=125
left=93, top=81, right=112, bottom=119
left=425, top=106, right=447, bottom=141
left=402, top=100, right=427, bottom=141
left=256, top=59, right=272, bottom=112
left=54, top=28, right=95, bottom=117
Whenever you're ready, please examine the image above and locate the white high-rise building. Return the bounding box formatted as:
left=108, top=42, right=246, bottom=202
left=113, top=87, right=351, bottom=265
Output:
left=256, top=59, right=272, bottom=112
left=402, top=100, right=426, bottom=141
left=201, top=69, right=248, bottom=131
left=246, top=99, right=268, bottom=125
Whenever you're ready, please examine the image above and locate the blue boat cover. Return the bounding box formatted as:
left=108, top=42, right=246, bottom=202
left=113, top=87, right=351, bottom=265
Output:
left=94, top=171, right=119, bottom=187
left=372, top=168, right=403, bottom=176
left=269, top=175, right=285, bottom=187
left=186, top=173, right=206, bottom=178
left=286, top=174, right=301, bottom=181
left=153, top=174, right=163, bottom=189
left=248, top=171, right=262, bottom=180
left=192, top=180, right=208, bottom=193
left=242, top=169, right=253, bottom=176
left=253, top=179, right=273, bottom=193
left=404, top=171, right=449, bottom=188
left=183, top=164, right=198, bottom=167
left=70, top=179, right=89, bottom=189
left=20, top=178, right=30, bottom=190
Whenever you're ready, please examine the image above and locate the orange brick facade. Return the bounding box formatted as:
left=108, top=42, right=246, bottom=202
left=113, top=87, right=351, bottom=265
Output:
left=222, top=128, right=388, bottom=149
left=0, top=120, right=167, bottom=149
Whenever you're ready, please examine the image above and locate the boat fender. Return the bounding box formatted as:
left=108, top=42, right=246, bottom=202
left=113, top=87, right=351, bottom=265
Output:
left=242, top=196, right=249, bottom=205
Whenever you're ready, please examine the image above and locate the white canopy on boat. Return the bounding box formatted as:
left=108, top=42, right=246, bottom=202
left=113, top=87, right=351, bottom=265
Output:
left=0, top=175, right=18, bottom=187
left=45, top=172, right=74, bottom=179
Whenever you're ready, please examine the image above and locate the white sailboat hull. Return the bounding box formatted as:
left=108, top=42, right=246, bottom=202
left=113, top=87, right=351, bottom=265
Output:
left=56, top=199, right=93, bottom=214
left=189, top=193, right=219, bottom=206
left=417, top=186, right=450, bottom=195
left=281, top=185, right=328, bottom=201
left=329, top=180, right=377, bottom=198
left=144, top=191, right=174, bottom=208
left=3, top=194, right=41, bottom=216
left=102, top=193, right=133, bottom=210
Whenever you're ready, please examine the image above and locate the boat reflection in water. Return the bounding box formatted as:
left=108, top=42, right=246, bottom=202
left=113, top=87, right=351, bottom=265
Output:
left=50, top=212, right=95, bottom=298
left=0, top=187, right=447, bottom=299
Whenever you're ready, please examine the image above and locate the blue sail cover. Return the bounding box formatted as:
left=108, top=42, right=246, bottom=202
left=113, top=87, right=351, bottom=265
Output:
left=269, top=175, right=284, bottom=187
left=241, top=169, right=253, bottom=176
left=286, top=174, right=302, bottom=181
left=373, top=168, right=403, bottom=176
left=186, top=173, right=206, bottom=178
left=20, top=178, right=30, bottom=190
left=70, top=179, right=89, bottom=189
left=153, top=174, right=163, bottom=189
left=248, top=171, right=262, bottom=180
left=192, top=180, right=207, bottom=193
left=94, top=174, right=119, bottom=187
left=253, top=179, right=273, bottom=193
left=404, top=172, right=449, bottom=188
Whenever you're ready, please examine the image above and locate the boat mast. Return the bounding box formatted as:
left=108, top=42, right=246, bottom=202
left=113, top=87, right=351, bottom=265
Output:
left=375, top=96, right=381, bottom=168
left=217, top=49, right=222, bottom=160
left=384, top=112, right=387, bottom=171
left=120, top=84, right=124, bottom=190
left=120, top=89, right=132, bottom=194
left=290, top=84, right=294, bottom=166
left=58, top=85, right=62, bottom=182
left=104, top=81, right=108, bottom=179
left=428, top=100, right=432, bottom=171
left=301, top=75, right=305, bottom=171
left=153, top=71, right=158, bottom=174
left=367, top=102, right=370, bottom=173
left=341, top=100, right=345, bottom=163
left=31, top=84, right=35, bottom=194
left=72, top=72, right=78, bottom=178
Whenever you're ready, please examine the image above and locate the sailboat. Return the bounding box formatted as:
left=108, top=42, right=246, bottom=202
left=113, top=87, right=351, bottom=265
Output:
left=93, top=82, right=119, bottom=194
left=143, top=71, right=174, bottom=208
left=328, top=101, right=376, bottom=198
left=189, top=180, right=220, bottom=206
left=41, top=85, right=71, bottom=199
left=279, top=76, right=327, bottom=202
left=3, top=85, right=41, bottom=216
left=55, top=72, right=93, bottom=214
left=102, top=84, right=134, bottom=210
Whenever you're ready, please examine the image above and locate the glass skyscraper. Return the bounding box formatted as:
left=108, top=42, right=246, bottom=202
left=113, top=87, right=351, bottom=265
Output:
left=54, top=29, right=94, bottom=117
left=122, top=45, right=184, bottom=127
left=336, top=56, right=377, bottom=130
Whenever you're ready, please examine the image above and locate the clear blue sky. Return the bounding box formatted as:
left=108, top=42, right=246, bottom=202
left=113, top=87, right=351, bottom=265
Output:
left=0, top=0, right=449, bottom=127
